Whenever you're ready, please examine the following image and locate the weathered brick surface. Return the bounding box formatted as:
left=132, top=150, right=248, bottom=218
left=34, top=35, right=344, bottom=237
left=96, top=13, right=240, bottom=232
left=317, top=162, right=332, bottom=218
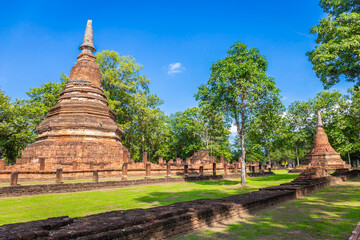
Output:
left=0, top=171, right=357, bottom=240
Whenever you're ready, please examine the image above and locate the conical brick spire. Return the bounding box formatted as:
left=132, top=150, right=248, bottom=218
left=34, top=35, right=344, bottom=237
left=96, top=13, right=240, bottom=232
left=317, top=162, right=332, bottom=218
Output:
left=302, top=111, right=348, bottom=170
left=15, top=20, right=127, bottom=170
left=79, top=20, right=95, bottom=53
left=317, top=110, right=323, bottom=127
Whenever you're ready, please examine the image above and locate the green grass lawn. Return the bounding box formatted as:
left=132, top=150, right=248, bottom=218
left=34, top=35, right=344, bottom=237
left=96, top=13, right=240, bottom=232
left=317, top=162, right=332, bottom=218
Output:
left=177, top=176, right=360, bottom=240
left=0, top=170, right=296, bottom=225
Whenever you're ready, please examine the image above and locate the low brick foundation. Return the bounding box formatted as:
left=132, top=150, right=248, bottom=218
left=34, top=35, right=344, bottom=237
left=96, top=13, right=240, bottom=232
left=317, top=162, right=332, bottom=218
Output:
left=0, top=165, right=260, bottom=182
left=0, top=173, right=274, bottom=198
left=349, top=219, right=360, bottom=240
left=1, top=171, right=357, bottom=240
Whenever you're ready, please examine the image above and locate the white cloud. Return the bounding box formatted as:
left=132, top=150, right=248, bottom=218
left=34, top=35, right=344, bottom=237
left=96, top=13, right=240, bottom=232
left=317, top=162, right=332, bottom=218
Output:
left=168, top=62, right=185, bottom=75
left=230, top=124, right=238, bottom=137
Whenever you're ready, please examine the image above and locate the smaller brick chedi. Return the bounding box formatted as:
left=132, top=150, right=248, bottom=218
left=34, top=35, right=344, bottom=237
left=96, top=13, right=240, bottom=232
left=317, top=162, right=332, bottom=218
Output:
left=302, top=111, right=348, bottom=170
left=16, top=20, right=125, bottom=170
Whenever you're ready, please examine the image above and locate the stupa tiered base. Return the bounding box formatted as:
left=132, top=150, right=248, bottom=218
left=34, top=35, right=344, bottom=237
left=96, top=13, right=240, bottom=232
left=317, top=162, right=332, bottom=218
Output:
left=12, top=20, right=125, bottom=171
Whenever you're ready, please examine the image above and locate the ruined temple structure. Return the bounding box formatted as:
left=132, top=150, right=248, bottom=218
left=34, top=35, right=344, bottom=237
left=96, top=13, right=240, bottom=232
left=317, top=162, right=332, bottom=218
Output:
left=188, top=150, right=211, bottom=165
left=14, top=20, right=126, bottom=170
left=299, top=111, right=349, bottom=171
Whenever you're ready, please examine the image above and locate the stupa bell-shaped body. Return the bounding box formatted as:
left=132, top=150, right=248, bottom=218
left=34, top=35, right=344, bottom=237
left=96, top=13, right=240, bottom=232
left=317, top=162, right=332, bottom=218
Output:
left=302, top=111, right=348, bottom=170
left=16, top=20, right=126, bottom=170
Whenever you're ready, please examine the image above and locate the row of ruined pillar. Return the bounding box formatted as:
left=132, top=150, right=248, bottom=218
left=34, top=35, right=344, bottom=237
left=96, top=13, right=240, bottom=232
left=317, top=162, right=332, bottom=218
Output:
left=7, top=161, right=254, bottom=186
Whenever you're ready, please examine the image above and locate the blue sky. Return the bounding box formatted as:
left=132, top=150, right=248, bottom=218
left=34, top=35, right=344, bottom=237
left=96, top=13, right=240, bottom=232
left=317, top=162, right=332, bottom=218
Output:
left=0, top=0, right=354, bottom=118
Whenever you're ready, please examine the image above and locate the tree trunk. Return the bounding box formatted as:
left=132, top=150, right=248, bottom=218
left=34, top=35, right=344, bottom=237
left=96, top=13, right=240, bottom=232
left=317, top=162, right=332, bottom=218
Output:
left=240, top=132, right=246, bottom=185
left=295, top=146, right=299, bottom=166
left=267, top=145, right=271, bottom=166
left=348, top=151, right=351, bottom=166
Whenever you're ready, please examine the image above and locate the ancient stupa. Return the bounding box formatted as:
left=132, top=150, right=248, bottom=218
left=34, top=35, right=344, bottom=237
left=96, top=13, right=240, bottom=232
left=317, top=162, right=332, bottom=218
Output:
left=301, top=111, right=348, bottom=170
left=16, top=20, right=125, bottom=170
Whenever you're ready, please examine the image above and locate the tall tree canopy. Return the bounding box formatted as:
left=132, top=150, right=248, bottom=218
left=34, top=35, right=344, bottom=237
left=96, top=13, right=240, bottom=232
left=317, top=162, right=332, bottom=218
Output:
left=196, top=42, right=280, bottom=185
left=167, top=107, right=231, bottom=161
left=307, top=0, right=360, bottom=88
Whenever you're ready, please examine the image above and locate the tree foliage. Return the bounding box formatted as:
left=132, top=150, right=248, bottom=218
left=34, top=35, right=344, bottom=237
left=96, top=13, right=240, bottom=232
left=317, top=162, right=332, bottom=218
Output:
left=196, top=42, right=279, bottom=185
left=167, top=107, right=231, bottom=161
left=307, top=0, right=360, bottom=88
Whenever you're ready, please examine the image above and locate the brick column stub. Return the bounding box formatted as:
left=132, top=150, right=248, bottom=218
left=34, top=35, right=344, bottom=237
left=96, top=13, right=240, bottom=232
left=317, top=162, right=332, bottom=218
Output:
left=10, top=172, right=18, bottom=186
left=56, top=168, right=63, bottom=184
left=143, top=152, right=148, bottom=167
left=122, top=163, right=128, bottom=181
left=166, top=162, right=171, bottom=178
left=184, top=164, right=189, bottom=177
left=145, top=163, right=151, bottom=179
left=92, top=170, right=99, bottom=183
left=0, top=160, right=5, bottom=170
left=123, top=149, right=128, bottom=164
left=234, top=161, right=238, bottom=174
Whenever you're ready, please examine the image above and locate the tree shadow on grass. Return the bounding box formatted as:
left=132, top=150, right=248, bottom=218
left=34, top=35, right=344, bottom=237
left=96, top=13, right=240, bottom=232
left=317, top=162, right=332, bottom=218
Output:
left=248, top=174, right=298, bottom=182
left=190, top=179, right=241, bottom=186
left=190, top=174, right=297, bottom=187
left=133, top=188, right=253, bottom=207
left=175, top=178, right=360, bottom=240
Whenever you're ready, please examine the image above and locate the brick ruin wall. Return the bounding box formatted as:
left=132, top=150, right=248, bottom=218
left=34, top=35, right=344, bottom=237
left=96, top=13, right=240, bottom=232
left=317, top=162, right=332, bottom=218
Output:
left=0, top=160, right=268, bottom=182
left=0, top=173, right=274, bottom=198
left=0, top=170, right=358, bottom=240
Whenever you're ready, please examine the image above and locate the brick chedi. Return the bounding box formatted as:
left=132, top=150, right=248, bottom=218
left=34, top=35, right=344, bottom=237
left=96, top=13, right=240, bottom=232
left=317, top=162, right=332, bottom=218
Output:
left=16, top=20, right=125, bottom=170
left=302, top=111, right=348, bottom=170
left=188, top=150, right=211, bottom=165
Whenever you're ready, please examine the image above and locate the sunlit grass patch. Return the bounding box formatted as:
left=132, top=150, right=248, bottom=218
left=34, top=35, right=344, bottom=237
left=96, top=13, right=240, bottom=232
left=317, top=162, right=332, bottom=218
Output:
left=0, top=171, right=297, bottom=225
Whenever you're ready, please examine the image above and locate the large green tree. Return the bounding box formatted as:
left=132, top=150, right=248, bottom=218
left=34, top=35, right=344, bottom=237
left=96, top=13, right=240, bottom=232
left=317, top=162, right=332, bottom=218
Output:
left=307, top=0, right=360, bottom=88
left=167, top=107, right=231, bottom=161
left=286, top=100, right=314, bottom=165
left=0, top=75, right=67, bottom=162
left=196, top=42, right=279, bottom=185
left=247, top=87, right=285, bottom=166
left=96, top=50, right=167, bottom=162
